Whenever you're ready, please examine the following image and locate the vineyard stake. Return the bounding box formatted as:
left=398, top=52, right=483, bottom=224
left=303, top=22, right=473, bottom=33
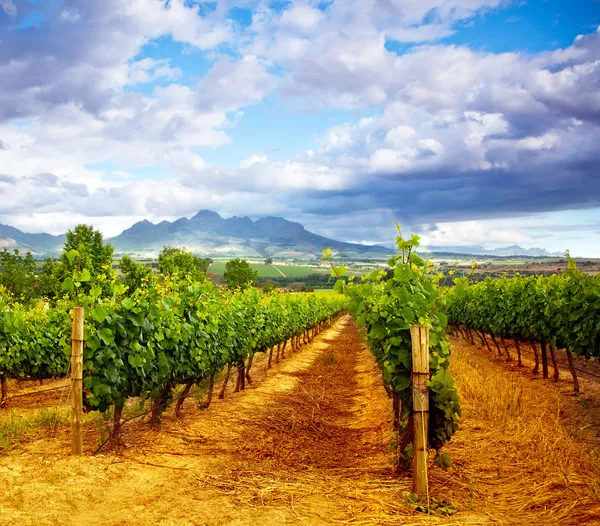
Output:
left=71, top=307, right=84, bottom=456
left=410, top=325, right=430, bottom=500
left=541, top=341, right=549, bottom=379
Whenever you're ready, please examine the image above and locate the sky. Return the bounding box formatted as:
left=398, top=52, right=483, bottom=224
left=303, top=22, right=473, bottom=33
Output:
left=1, top=0, right=600, bottom=255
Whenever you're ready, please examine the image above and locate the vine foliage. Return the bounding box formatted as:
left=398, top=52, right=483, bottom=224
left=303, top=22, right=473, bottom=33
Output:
left=323, top=228, right=461, bottom=466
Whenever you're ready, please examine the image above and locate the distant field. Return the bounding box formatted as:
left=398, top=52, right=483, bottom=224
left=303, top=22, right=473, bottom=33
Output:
left=208, top=262, right=329, bottom=278
left=486, top=258, right=562, bottom=265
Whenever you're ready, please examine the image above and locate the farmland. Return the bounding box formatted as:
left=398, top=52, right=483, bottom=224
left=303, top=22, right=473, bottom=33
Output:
left=208, top=261, right=330, bottom=278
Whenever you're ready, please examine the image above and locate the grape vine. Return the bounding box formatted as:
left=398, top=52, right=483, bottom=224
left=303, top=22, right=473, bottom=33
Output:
left=323, top=228, right=461, bottom=468
left=446, top=257, right=600, bottom=379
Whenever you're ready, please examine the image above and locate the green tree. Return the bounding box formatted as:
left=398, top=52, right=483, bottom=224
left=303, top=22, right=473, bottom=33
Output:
left=119, top=256, right=153, bottom=291
left=223, top=258, right=258, bottom=290
left=0, top=249, right=37, bottom=302
left=157, top=247, right=211, bottom=282
left=261, top=280, right=277, bottom=293
left=288, top=282, right=307, bottom=292
left=60, top=224, right=116, bottom=295
left=36, top=258, right=62, bottom=300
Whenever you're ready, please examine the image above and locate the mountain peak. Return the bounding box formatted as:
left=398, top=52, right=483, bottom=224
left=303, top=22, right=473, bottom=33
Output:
left=121, top=219, right=155, bottom=235
left=254, top=216, right=306, bottom=234
left=192, top=209, right=222, bottom=221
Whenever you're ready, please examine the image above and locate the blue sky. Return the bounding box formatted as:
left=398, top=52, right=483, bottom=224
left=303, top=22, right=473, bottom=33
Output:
left=1, top=0, right=600, bottom=255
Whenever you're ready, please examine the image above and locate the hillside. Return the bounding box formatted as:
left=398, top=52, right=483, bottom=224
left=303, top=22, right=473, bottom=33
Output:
left=0, top=223, right=65, bottom=256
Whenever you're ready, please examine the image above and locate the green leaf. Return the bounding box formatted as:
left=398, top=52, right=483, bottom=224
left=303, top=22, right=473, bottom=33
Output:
left=91, top=306, right=108, bottom=324
left=66, top=249, right=79, bottom=266
left=121, top=298, right=135, bottom=310
left=79, top=268, right=91, bottom=282
left=98, top=327, right=115, bottom=346
left=61, top=277, right=74, bottom=293
left=434, top=452, right=453, bottom=470
left=333, top=280, right=344, bottom=294
left=332, top=265, right=347, bottom=277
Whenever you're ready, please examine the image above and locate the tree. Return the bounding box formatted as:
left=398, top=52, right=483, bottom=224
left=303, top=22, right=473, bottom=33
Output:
left=223, top=258, right=258, bottom=290
left=60, top=224, right=116, bottom=295
left=36, top=258, right=62, bottom=300
left=288, top=282, right=307, bottom=292
left=158, top=247, right=211, bottom=282
left=119, top=255, right=153, bottom=291
left=264, top=258, right=273, bottom=265
left=0, top=249, right=37, bottom=302
left=261, top=280, right=277, bottom=293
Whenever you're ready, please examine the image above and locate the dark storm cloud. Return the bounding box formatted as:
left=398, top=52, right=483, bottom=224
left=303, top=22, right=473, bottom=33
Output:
left=299, top=155, right=600, bottom=227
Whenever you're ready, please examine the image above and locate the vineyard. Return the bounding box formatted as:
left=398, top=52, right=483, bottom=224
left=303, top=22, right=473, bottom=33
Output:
left=2, top=229, right=600, bottom=524
left=1, top=286, right=347, bottom=438
left=446, top=257, right=600, bottom=392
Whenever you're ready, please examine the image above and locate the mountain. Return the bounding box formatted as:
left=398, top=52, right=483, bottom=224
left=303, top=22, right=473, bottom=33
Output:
left=0, top=223, right=65, bottom=256
left=422, top=244, right=564, bottom=257
left=109, top=210, right=394, bottom=259
left=0, top=211, right=393, bottom=259
left=1, top=213, right=565, bottom=260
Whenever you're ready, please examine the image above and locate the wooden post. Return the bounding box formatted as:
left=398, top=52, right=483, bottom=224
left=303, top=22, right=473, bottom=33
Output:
left=71, top=307, right=84, bottom=455
left=566, top=350, right=580, bottom=394
left=410, top=325, right=430, bottom=499
left=0, top=377, right=8, bottom=407
left=541, top=341, right=549, bottom=379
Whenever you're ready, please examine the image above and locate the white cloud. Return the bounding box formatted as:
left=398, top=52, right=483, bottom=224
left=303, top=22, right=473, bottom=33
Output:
left=125, top=58, right=183, bottom=85
left=59, top=8, right=81, bottom=23
left=196, top=55, right=277, bottom=112
left=0, top=0, right=16, bottom=18
left=387, top=23, right=456, bottom=43
left=279, top=4, right=325, bottom=34
left=421, top=220, right=534, bottom=247
left=240, top=153, right=268, bottom=168
left=385, top=125, right=416, bottom=148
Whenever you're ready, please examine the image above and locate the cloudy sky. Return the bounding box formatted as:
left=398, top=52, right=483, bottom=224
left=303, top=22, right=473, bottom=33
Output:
left=1, top=0, right=600, bottom=255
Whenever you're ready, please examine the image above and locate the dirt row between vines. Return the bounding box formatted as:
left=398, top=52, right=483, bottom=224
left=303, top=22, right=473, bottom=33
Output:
left=1, top=318, right=600, bottom=525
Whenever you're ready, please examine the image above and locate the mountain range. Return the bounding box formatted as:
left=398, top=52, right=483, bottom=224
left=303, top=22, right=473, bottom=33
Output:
left=0, top=223, right=66, bottom=255
left=0, top=210, right=393, bottom=259
left=421, top=244, right=564, bottom=258
left=0, top=211, right=564, bottom=259
left=108, top=210, right=393, bottom=259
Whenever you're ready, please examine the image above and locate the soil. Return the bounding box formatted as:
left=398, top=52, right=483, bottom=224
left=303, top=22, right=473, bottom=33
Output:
left=1, top=318, right=600, bottom=525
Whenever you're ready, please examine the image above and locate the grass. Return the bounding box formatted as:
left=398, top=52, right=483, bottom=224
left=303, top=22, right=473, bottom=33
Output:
left=0, top=407, right=99, bottom=452
left=437, top=337, right=600, bottom=523
left=208, top=262, right=329, bottom=278
left=0, top=408, right=69, bottom=450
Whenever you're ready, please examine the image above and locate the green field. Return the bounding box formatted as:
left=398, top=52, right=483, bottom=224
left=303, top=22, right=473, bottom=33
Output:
left=208, top=262, right=329, bottom=278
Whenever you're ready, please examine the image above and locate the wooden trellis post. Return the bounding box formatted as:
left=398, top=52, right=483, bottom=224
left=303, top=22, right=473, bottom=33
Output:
left=71, top=307, right=84, bottom=456
left=410, top=325, right=430, bottom=498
